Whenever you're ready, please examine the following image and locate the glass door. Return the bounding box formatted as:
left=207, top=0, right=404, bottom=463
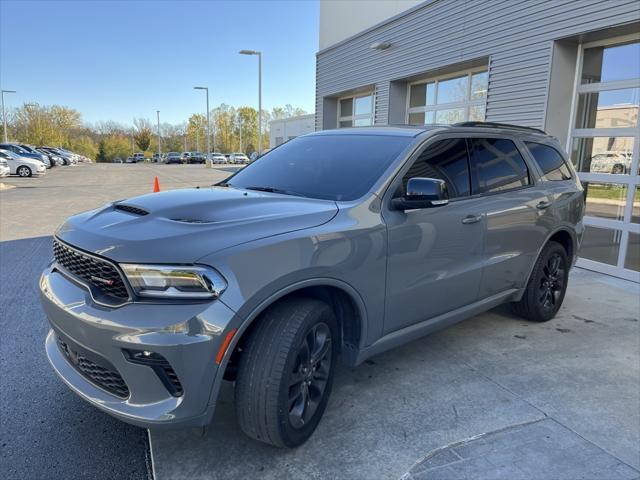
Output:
left=568, top=35, right=640, bottom=282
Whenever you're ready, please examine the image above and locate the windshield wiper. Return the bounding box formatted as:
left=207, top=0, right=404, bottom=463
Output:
left=244, top=186, right=307, bottom=197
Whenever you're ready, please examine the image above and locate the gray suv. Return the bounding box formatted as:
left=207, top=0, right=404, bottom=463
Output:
left=40, top=123, right=584, bottom=447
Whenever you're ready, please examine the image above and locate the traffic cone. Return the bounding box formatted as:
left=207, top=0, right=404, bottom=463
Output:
left=153, top=176, right=160, bottom=193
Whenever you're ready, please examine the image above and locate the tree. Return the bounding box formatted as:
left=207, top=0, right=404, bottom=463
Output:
left=96, top=140, right=108, bottom=163
left=133, top=118, right=152, bottom=152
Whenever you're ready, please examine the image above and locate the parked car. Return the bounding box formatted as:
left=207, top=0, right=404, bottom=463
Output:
left=152, top=153, right=164, bottom=163
left=0, top=149, right=47, bottom=177
left=0, top=143, right=50, bottom=167
left=187, top=151, right=206, bottom=164
left=36, top=147, right=64, bottom=167
left=126, top=153, right=145, bottom=163
left=39, top=147, right=73, bottom=166
left=165, top=152, right=183, bottom=164
left=0, top=158, right=10, bottom=177
left=589, top=151, right=632, bottom=174
left=113, top=158, right=124, bottom=164
left=17, top=144, right=52, bottom=168
left=181, top=152, right=192, bottom=163
left=229, top=152, right=249, bottom=164
left=40, top=123, right=584, bottom=448
left=209, top=152, right=227, bottom=164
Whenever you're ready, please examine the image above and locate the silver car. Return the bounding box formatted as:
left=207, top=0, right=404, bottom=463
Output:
left=0, top=149, right=47, bottom=177
left=0, top=158, right=10, bottom=177
left=40, top=123, right=584, bottom=447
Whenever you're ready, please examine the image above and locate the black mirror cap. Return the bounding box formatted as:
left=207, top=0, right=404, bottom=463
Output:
left=391, top=177, right=449, bottom=211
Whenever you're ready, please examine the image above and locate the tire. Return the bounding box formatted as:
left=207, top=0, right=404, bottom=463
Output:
left=235, top=297, right=338, bottom=448
left=611, top=164, right=624, bottom=174
left=512, top=241, right=569, bottom=322
left=17, top=166, right=32, bottom=177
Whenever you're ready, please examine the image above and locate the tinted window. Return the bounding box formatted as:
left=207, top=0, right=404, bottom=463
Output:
left=402, top=138, right=470, bottom=198
left=525, top=142, right=572, bottom=181
left=469, top=138, right=530, bottom=194
left=227, top=135, right=411, bottom=201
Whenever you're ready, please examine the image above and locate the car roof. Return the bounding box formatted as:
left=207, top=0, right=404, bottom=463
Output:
left=308, top=122, right=550, bottom=139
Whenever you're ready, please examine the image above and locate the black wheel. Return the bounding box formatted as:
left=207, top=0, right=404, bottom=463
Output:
left=17, top=166, right=32, bottom=177
left=512, top=241, right=569, bottom=322
left=235, top=298, right=337, bottom=448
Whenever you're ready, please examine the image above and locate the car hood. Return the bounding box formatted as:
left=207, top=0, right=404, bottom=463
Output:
left=55, top=186, right=338, bottom=264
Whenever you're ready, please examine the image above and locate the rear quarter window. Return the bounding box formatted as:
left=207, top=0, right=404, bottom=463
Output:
left=525, top=142, right=572, bottom=181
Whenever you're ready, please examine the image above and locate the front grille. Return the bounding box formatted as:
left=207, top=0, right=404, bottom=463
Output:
left=57, top=336, right=130, bottom=398
left=114, top=204, right=149, bottom=216
left=53, top=239, right=129, bottom=300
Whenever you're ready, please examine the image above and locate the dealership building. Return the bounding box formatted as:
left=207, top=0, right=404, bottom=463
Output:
left=316, top=0, right=640, bottom=281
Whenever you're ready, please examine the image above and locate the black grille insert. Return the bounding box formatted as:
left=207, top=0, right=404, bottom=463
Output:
left=57, top=336, right=130, bottom=398
left=53, top=239, right=129, bottom=300
left=114, top=204, right=149, bottom=216
left=124, top=349, right=184, bottom=397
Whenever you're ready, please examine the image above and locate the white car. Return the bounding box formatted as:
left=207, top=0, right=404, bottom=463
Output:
left=209, top=152, right=227, bottom=164
left=229, top=152, right=250, bottom=164
left=589, top=151, right=632, bottom=174
left=0, top=159, right=10, bottom=177
left=0, top=149, right=47, bottom=177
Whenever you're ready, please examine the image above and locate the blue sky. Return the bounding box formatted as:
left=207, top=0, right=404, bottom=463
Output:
left=0, top=0, right=319, bottom=125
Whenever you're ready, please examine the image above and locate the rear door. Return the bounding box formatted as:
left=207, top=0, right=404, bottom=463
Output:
left=467, top=136, right=553, bottom=298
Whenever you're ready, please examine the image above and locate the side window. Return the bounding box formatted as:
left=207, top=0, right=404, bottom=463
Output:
left=469, top=138, right=530, bottom=194
left=401, top=138, right=471, bottom=198
left=525, top=142, right=572, bottom=181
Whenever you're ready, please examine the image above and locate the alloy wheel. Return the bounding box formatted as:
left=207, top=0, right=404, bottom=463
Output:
left=538, top=253, right=565, bottom=310
left=287, top=322, right=332, bottom=429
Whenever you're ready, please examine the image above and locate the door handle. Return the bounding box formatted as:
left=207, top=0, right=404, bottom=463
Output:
left=462, top=214, right=482, bottom=224
left=536, top=200, right=552, bottom=210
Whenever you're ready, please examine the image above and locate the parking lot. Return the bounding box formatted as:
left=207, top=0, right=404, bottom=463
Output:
left=1, top=163, right=639, bottom=480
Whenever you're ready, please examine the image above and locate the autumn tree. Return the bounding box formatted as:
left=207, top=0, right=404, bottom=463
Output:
left=133, top=118, right=152, bottom=152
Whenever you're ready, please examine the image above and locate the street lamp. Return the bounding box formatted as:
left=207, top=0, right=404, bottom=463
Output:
left=156, top=110, right=161, bottom=160
left=193, top=86, right=211, bottom=161
left=239, top=50, right=262, bottom=154
left=1, top=90, right=17, bottom=143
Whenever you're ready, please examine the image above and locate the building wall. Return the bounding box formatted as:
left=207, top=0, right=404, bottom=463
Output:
left=269, top=114, right=315, bottom=147
left=315, top=0, right=640, bottom=134
left=319, top=0, right=422, bottom=50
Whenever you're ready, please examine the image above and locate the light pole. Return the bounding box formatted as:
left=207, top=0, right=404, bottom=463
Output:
left=156, top=110, right=161, bottom=160
left=1, top=90, right=16, bottom=143
left=239, top=50, right=262, bottom=154
left=193, top=86, right=210, bottom=160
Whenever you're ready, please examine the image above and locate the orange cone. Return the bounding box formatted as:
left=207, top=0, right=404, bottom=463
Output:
left=153, top=176, right=160, bottom=193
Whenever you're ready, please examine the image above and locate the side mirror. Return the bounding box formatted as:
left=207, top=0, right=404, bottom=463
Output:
left=391, top=177, right=449, bottom=211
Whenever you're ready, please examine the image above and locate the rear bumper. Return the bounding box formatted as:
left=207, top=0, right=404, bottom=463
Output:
left=40, top=266, right=236, bottom=429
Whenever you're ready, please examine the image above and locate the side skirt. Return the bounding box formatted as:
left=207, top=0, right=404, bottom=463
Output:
left=353, top=288, right=521, bottom=365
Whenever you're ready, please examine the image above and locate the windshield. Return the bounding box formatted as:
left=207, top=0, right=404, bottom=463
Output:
left=226, top=134, right=411, bottom=201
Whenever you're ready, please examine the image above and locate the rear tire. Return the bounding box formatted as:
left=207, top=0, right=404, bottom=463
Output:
left=17, top=166, right=32, bottom=177
left=235, top=298, right=337, bottom=448
left=512, top=241, right=569, bottom=322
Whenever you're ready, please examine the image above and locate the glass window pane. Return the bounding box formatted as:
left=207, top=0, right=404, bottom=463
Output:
left=339, top=98, right=353, bottom=117
left=425, top=111, right=435, bottom=124
left=435, top=108, right=464, bottom=124
left=525, top=142, right=572, bottom=181
left=408, top=112, right=425, bottom=125
left=625, top=232, right=640, bottom=272
left=582, top=42, right=640, bottom=84
left=469, top=105, right=486, bottom=121
left=570, top=137, right=634, bottom=174
left=339, top=120, right=352, bottom=128
left=575, top=88, right=639, bottom=129
left=402, top=138, right=471, bottom=198
left=583, top=182, right=628, bottom=221
left=579, top=226, right=621, bottom=266
left=632, top=187, right=640, bottom=224
left=471, top=72, right=488, bottom=99
left=469, top=138, right=530, bottom=194
left=409, top=83, right=435, bottom=107
left=354, top=95, right=373, bottom=116
left=353, top=117, right=372, bottom=126
left=437, top=75, right=467, bottom=104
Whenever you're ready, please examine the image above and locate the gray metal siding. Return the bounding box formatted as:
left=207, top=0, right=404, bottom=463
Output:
left=315, top=0, right=640, bottom=130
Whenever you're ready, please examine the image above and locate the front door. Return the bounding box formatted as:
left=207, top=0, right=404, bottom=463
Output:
left=383, top=137, right=484, bottom=334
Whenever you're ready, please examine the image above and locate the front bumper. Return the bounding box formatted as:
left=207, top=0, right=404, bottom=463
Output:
left=40, top=265, right=236, bottom=429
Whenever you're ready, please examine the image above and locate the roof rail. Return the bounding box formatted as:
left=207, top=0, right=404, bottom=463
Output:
left=453, top=122, right=547, bottom=135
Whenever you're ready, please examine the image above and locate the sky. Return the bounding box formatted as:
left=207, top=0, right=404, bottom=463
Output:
left=0, top=0, right=319, bottom=126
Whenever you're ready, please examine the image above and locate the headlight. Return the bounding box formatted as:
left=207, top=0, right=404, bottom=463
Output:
left=121, top=264, right=227, bottom=299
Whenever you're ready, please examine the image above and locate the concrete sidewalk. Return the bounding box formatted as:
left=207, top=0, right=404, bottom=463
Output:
left=149, top=269, right=640, bottom=479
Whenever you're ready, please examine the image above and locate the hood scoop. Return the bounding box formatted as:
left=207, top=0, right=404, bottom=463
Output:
left=170, top=217, right=213, bottom=224
left=114, top=204, right=149, bottom=216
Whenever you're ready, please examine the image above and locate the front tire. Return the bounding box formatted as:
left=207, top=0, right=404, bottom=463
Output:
left=17, top=166, right=32, bottom=177
left=235, top=298, right=337, bottom=448
left=512, top=241, right=569, bottom=322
